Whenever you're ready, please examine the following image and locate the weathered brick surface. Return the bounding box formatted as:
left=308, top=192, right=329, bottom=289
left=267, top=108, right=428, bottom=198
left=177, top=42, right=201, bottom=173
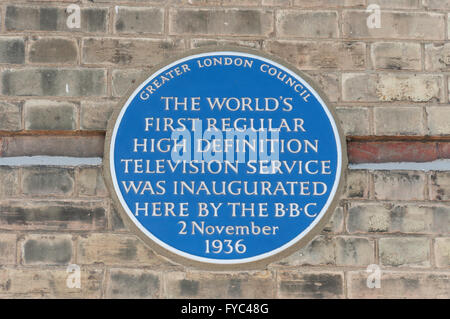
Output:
left=82, top=38, right=185, bottom=66
left=77, top=233, right=177, bottom=267
left=373, top=171, right=426, bottom=201
left=371, top=42, right=421, bottom=71
left=77, top=167, right=107, bottom=197
left=348, top=271, right=450, bottom=298
left=107, top=269, right=161, bottom=298
left=114, top=7, right=164, bottom=34
left=347, top=203, right=449, bottom=234
left=22, top=167, right=75, bottom=196
left=379, top=237, right=430, bottom=267
left=170, top=8, right=274, bottom=36
left=112, top=69, right=146, bottom=97
left=426, top=106, right=450, bottom=135
left=0, top=38, right=25, bottom=64
left=374, top=107, right=425, bottom=136
left=165, top=271, right=275, bottom=298
left=342, top=11, right=445, bottom=40
left=0, top=102, right=22, bottom=131
left=336, top=107, right=370, bottom=136
left=264, top=41, right=365, bottom=70
left=21, top=234, right=73, bottom=265
left=0, top=167, right=19, bottom=197
left=342, top=73, right=444, bottom=103
left=24, top=100, right=77, bottom=130
left=430, top=172, right=450, bottom=201
left=0, top=234, right=16, bottom=265
left=80, top=101, right=114, bottom=130
left=0, top=200, right=107, bottom=231
left=29, top=38, right=78, bottom=64
left=435, top=238, right=450, bottom=268
left=277, top=271, right=344, bottom=298
left=0, top=0, right=447, bottom=300
left=2, top=68, right=107, bottom=97
left=0, top=267, right=104, bottom=298
left=276, top=10, right=338, bottom=38
left=5, top=5, right=108, bottom=33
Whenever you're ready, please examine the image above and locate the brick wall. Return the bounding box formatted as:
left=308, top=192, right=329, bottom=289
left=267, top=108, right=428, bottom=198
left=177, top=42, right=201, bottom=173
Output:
left=0, top=0, right=449, bottom=298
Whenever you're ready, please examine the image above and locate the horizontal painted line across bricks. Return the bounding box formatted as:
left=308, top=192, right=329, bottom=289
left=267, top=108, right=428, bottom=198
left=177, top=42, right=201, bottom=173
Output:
left=0, top=156, right=102, bottom=166
left=1, top=157, right=450, bottom=171
left=0, top=134, right=450, bottom=164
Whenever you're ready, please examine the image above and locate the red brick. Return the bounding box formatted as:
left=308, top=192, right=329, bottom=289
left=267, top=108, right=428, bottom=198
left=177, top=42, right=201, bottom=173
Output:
left=438, top=142, right=450, bottom=159
left=348, top=141, right=438, bottom=163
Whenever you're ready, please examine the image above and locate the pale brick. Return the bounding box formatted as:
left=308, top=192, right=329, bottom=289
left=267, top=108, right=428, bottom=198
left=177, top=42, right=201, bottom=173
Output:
left=0, top=167, right=19, bottom=197
left=376, top=75, right=443, bottom=102
left=423, top=0, right=450, bottom=9
left=0, top=101, right=21, bottom=131
left=78, top=167, right=107, bottom=197
left=373, top=171, right=426, bottom=201
left=276, top=10, right=338, bottom=38
left=165, top=271, right=274, bottom=298
left=0, top=268, right=103, bottom=298
left=169, top=8, right=274, bottom=36
left=29, top=38, right=78, bottom=64
left=112, top=69, right=146, bottom=97
left=345, top=170, right=369, bottom=198
left=427, top=106, right=450, bottom=135
left=371, top=42, right=421, bottom=71
left=293, top=0, right=365, bottom=6
left=425, top=43, right=450, bottom=71
left=278, top=271, right=343, bottom=298
left=2, top=68, right=107, bottom=97
left=83, top=38, right=185, bottom=66
left=22, top=167, right=74, bottom=196
left=304, top=72, right=340, bottom=102
left=347, top=203, right=444, bottom=234
left=5, top=5, right=107, bottom=33
left=348, top=271, right=450, bottom=298
left=279, top=235, right=374, bottom=267
left=435, top=238, right=450, bottom=268
left=265, top=40, right=365, bottom=70
left=430, top=172, right=450, bottom=201
left=374, top=107, right=425, bottom=136
left=0, top=38, right=25, bottom=64
left=263, top=0, right=290, bottom=5
left=342, top=11, right=445, bottom=40
left=107, top=269, right=161, bottom=298
left=80, top=101, right=114, bottom=130
left=335, top=236, right=374, bottom=266
left=379, top=237, right=430, bottom=267
left=342, top=73, right=379, bottom=102
left=278, top=235, right=335, bottom=266
left=77, top=233, right=176, bottom=267
left=21, top=234, right=72, bottom=265
left=0, top=200, right=107, bottom=231
left=347, top=203, right=391, bottom=233
left=370, top=0, right=419, bottom=9
left=342, top=73, right=444, bottom=102
left=336, top=107, right=370, bottom=136
left=0, top=234, right=16, bottom=265
left=191, top=38, right=261, bottom=49
left=115, top=7, right=163, bottom=34
left=322, top=206, right=344, bottom=233
left=24, top=100, right=77, bottom=130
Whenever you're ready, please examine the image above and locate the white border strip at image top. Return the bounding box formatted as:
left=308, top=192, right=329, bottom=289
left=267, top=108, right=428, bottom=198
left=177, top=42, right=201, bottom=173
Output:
left=109, top=51, right=343, bottom=264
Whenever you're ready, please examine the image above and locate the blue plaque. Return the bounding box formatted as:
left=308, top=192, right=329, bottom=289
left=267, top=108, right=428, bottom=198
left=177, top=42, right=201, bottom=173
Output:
left=104, top=49, right=346, bottom=266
